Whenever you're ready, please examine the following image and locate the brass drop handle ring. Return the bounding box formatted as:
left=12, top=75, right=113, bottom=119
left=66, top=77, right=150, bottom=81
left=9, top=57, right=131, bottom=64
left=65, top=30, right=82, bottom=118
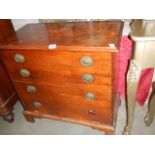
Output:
left=81, top=74, right=94, bottom=83
left=20, top=69, right=31, bottom=77
left=80, top=56, right=93, bottom=67
left=26, top=85, right=37, bottom=93
left=14, top=54, right=25, bottom=63
left=84, top=92, right=95, bottom=100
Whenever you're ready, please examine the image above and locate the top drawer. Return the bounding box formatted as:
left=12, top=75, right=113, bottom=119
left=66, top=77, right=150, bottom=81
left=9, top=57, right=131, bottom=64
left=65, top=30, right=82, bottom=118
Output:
left=0, top=50, right=113, bottom=88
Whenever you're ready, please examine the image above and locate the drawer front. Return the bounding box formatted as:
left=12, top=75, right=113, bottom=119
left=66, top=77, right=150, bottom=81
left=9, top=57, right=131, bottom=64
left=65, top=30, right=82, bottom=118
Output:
left=14, top=81, right=113, bottom=126
left=0, top=50, right=113, bottom=88
left=14, top=81, right=113, bottom=109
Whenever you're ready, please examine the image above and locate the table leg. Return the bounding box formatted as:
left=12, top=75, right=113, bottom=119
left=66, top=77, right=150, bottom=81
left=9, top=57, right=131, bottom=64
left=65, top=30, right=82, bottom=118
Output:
left=3, top=111, right=14, bottom=123
left=144, top=82, right=155, bottom=126
left=123, top=60, right=141, bottom=135
left=23, top=112, right=35, bottom=122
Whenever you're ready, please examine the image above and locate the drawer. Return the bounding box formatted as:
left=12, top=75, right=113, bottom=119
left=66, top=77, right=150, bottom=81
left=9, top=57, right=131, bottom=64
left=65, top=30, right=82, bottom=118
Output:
left=1, top=50, right=112, bottom=72
left=0, top=50, right=113, bottom=88
left=14, top=82, right=113, bottom=126
left=14, top=81, right=113, bottom=109
left=25, top=102, right=113, bottom=126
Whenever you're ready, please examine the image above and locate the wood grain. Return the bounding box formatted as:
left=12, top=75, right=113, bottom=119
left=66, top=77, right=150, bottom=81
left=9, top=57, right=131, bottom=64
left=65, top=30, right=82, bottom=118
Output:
left=0, top=21, right=123, bottom=51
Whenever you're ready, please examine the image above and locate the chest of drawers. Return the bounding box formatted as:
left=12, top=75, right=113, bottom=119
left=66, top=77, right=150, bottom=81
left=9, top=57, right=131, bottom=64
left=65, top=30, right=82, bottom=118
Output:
left=0, top=19, right=18, bottom=122
left=0, top=21, right=123, bottom=134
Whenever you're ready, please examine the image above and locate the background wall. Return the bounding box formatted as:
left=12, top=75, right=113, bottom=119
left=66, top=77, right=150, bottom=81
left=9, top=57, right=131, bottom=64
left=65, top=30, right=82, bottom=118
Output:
left=11, top=19, right=39, bottom=30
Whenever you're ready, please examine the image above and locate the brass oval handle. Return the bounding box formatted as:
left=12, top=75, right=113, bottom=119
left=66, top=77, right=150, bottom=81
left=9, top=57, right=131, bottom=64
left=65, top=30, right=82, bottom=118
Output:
left=14, top=54, right=25, bottom=63
left=20, top=69, right=31, bottom=77
left=80, top=56, right=93, bottom=67
left=26, top=85, right=37, bottom=93
left=81, top=74, right=94, bottom=83
left=84, top=92, right=95, bottom=100
left=33, top=101, right=42, bottom=108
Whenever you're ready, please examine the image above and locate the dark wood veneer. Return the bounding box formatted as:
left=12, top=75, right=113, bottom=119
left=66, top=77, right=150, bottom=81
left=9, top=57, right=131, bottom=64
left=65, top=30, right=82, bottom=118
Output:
left=0, top=19, right=18, bottom=122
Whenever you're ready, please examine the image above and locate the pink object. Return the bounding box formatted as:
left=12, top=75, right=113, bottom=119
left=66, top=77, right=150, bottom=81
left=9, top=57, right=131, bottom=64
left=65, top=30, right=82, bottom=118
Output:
left=136, top=69, right=154, bottom=105
left=116, top=36, right=154, bottom=106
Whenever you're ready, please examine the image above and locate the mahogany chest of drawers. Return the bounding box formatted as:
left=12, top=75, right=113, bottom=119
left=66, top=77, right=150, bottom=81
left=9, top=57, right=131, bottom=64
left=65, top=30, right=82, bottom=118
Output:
left=0, top=21, right=123, bottom=134
left=0, top=19, right=18, bottom=122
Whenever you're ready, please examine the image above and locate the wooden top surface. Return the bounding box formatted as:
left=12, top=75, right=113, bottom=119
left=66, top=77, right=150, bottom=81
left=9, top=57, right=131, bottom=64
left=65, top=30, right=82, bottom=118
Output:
left=130, top=20, right=155, bottom=41
left=0, top=20, right=123, bottom=51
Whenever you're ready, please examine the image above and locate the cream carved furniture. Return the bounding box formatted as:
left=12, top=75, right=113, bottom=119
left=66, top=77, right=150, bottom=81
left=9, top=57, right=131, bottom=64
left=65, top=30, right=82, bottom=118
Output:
left=145, top=81, right=155, bottom=127
left=123, top=19, right=155, bottom=134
